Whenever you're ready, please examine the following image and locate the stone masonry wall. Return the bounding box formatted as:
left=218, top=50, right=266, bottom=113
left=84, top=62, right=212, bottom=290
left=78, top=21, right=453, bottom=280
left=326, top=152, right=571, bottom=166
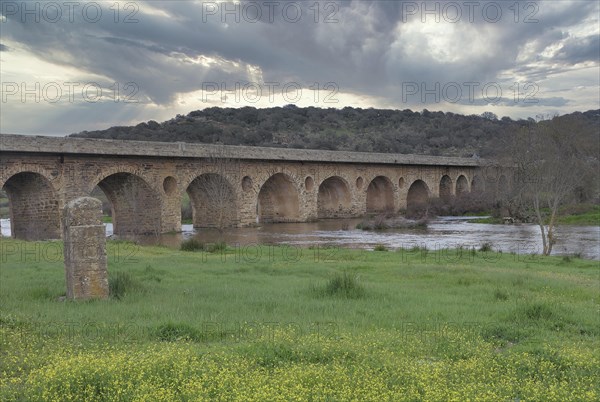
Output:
left=1, top=141, right=483, bottom=240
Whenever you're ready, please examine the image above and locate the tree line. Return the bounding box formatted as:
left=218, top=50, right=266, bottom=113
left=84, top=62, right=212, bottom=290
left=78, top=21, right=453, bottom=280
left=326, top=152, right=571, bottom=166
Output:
left=70, top=106, right=598, bottom=158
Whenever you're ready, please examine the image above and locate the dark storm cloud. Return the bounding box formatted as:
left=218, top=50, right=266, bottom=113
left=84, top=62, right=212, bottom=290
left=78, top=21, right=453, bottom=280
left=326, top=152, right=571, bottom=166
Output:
left=555, top=35, right=600, bottom=64
left=1, top=0, right=597, bottom=109
left=0, top=44, right=7, bottom=51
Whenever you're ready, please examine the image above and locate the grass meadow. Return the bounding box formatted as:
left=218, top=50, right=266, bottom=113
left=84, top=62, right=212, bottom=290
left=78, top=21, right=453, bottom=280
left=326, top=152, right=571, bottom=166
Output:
left=0, top=238, right=598, bottom=401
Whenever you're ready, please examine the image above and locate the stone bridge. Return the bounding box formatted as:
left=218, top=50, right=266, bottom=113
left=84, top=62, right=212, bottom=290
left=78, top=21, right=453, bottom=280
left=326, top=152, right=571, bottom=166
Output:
left=0, top=134, right=497, bottom=240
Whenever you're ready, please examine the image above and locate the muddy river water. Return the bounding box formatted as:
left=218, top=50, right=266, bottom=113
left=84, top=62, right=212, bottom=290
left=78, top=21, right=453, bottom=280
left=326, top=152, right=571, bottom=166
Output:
left=2, top=217, right=598, bottom=260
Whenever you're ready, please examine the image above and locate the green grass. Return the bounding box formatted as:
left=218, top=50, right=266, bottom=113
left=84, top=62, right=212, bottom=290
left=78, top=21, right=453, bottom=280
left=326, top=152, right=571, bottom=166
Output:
left=468, top=216, right=503, bottom=224
left=470, top=204, right=600, bottom=226
left=1, top=238, right=598, bottom=400
left=463, top=210, right=493, bottom=217
left=555, top=205, right=600, bottom=225
left=180, top=239, right=227, bottom=252
left=310, top=271, right=366, bottom=299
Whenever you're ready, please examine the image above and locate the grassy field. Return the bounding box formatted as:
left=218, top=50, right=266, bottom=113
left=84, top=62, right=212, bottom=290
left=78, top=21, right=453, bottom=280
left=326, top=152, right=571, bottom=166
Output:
left=1, top=238, right=598, bottom=401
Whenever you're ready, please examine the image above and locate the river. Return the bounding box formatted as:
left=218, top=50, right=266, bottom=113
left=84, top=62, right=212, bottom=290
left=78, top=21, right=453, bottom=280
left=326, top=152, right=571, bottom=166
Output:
left=2, top=217, right=598, bottom=260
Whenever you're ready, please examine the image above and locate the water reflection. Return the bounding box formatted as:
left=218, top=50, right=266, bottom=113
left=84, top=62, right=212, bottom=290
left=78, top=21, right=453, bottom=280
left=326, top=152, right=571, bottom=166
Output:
left=2, top=217, right=598, bottom=260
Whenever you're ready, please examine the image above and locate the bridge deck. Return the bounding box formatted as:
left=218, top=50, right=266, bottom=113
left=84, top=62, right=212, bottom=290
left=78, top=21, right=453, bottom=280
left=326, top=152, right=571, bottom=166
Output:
left=0, top=134, right=480, bottom=167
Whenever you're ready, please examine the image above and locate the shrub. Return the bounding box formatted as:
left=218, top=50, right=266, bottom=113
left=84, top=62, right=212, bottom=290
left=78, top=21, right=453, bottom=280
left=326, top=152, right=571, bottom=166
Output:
left=494, top=289, right=509, bottom=301
left=372, top=215, right=390, bottom=230
left=373, top=244, right=388, bottom=252
left=457, top=277, right=472, bottom=286
left=180, top=238, right=204, bottom=252
left=312, top=272, right=365, bottom=299
left=518, top=302, right=556, bottom=321
left=562, top=252, right=582, bottom=262
left=357, top=215, right=427, bottom=231
left=479, top=242, right=493, bottom=252
left=109, top=272, right=143, bottom=300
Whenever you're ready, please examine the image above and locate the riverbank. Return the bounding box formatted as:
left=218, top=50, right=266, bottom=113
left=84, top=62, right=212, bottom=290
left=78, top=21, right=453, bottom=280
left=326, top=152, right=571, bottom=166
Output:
left=1, top=239, right=598, bottom=400
left=100, top=204, right=600, bottom=227
left=467, top=204, right=600, bottom=226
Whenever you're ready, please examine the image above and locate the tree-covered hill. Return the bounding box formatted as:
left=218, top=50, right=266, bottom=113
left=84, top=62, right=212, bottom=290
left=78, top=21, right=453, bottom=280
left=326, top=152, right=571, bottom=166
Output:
left=71, top=107, right=599, bottom=158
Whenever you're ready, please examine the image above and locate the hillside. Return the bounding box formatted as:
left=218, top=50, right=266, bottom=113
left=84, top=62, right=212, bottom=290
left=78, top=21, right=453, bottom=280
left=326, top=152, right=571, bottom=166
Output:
left=71, top=107, right=600, bottom=158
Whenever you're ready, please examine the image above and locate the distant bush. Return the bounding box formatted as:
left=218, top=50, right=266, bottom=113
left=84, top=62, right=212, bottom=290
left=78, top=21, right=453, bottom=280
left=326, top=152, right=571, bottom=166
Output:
left=428, top=193, right=496, bottom=217
left=109, top=272, right=144, bottom=300
left=479, top=242, right=493, bottom=252
left=494, top=289, right=509, bottom=301
left=518, top=302, right=556, bottom=321
left=562, top=252, right=582, bottom=263
left=357, top=215, right=427, bottom=231
left=373, top=244, right=388, bottom=252
left=180, top=238, right=204, bottom=252
left=180, top=239, right=226, bottom=253
left=311, top=272, right=365, bottom=299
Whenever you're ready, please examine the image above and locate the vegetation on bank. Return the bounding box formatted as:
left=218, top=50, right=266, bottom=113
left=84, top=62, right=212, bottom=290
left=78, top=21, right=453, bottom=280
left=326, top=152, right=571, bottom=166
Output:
left=356, top=214, right=428, bottom=230
left=468, top=204, right=600, bottom=226
left=468, top=216, right=504, bottom=224
left=1, top=238, right=598, bottom=400
left=555, top=204, right=600, bottom=225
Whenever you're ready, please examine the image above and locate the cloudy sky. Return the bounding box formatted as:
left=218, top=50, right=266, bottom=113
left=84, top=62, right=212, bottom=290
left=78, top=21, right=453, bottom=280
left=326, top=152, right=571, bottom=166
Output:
left=1, top=0, right=598, bottom=135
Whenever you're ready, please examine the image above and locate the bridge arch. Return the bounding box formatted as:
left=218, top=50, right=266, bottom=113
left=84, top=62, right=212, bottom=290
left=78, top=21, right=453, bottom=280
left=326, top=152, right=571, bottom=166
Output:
left=0, top=163, right=58, bottom=191
left=407, top=179, right=430, bottom=217
left=439, top=175, right=453, bottom=201
left=456, top=175, right=469, bottom=196
left=94, top=172, right=162, bottom=236
left=318, top=176, right=352, bottom=218
left=186, top=173, right=237, bottom=228
left=497, top=174, right=508, bottom=194
left=366, top=176, right=394, bottom=213
left=86, top=165, right=156, bottom=195
left=471, top=175, right=485, bottom=193
left=257, top=173, right=300, bottom=223
left=2, top=171, right=61, bottom=240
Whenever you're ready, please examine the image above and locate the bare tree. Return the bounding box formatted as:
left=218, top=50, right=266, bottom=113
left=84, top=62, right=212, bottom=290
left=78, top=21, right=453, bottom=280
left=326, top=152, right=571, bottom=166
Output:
left=505, top=116, right=589, bottom=255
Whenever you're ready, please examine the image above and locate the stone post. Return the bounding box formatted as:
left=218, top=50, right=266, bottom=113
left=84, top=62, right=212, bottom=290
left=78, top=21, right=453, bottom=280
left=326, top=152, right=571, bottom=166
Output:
left=62, top=197, right=109, bottom=300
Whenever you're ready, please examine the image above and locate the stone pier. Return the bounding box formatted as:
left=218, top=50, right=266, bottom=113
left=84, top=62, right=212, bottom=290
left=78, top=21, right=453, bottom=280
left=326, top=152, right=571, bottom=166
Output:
left=62, top=197, right=109, bottom=300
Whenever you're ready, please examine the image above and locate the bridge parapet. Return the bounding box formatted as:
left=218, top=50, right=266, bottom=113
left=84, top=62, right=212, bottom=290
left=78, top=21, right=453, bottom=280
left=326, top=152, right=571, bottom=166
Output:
left=1, top=134, right=482, bottom=167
